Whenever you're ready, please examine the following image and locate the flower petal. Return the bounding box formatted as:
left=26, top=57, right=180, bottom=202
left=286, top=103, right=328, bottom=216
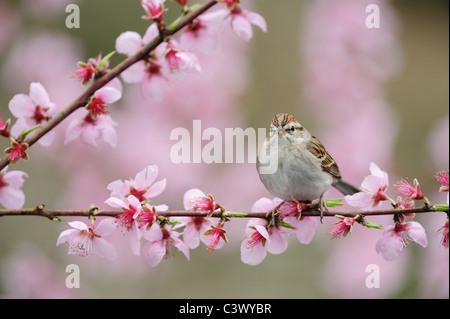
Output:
left=94, top=218, right=117, bottom=237
left=92, top=237, right=117, bottom=261
left=29, top=82, right=52, bottom=108
left=240, top=241, right=267, bottom=266
left=115, top=31, right=143, bottom=56
left=94, top=87, right=121, bottom=104
left=8, top=94, right=35, bottom=118
left=407, top=221, right=428, bottom=248
left=142, top=222, right=163, bottom=241
left=183, top=188, right=206, bottom=210
left=143, top=240, right=166, bottom=267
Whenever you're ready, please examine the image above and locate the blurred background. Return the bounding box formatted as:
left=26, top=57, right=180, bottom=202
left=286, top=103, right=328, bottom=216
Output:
left=0, top=0, right=448, bottom=298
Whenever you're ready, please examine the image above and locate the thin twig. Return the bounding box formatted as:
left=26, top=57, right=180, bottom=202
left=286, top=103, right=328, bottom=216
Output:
left=0, top=205, right=444, bottom=221
left=0, top=0, right=218, bottom=172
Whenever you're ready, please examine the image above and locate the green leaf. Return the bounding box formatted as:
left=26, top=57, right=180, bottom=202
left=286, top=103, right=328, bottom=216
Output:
left=277, top=221, right=296, bottom=230
left=168, top=219, right=181, bottom=225
left=362, top=219, right=383, bottom=229
left=435, top=204, right=449, bottom=212
left=18, top=124, right=40, bottom=139
left=325, top=198, right=344, bottom=207
left=98, top=51, right=115, bottom=70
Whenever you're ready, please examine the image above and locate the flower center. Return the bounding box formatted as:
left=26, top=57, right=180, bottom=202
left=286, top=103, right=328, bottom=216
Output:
left=32, top=105, right=48, bottom=124
left=86, top=97, right=108, bottom=117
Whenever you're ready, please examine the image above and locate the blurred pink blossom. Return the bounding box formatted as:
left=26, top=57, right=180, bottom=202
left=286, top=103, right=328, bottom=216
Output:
left=0, top=166, right=28, bottom=209
left=436, top=220, right=449, bottom=248
left=0, top=115, right=11, bottom=138
left=179, top=10, right=227, bottom=55
left=1, top=245, right=75, bottom=298
left=64, top=109, right=118, bottom=148
left=435, top=170, right=449, bottom=193
left=73, top=54, right=104, bottom=85
left=164, top=41, right=202, bottom=81
left=141, top=0, right=167, bottom=23
left=5, top=141, right=29, bottom=164
left=227, top=5, right=267, bottom=41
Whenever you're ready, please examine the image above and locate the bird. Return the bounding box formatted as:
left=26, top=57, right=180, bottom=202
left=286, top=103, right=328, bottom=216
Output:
left=257, top=113, right=360, bottom=221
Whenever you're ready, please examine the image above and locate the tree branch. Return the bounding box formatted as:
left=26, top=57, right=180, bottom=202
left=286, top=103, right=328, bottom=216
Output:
left=0, top=205, right=445, bottom=221
left=0, top=0, right=218, bottom=172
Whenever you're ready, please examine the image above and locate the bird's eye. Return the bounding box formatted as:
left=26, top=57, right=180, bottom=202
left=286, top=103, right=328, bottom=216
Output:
left=289, top=125, right=295, bottom=132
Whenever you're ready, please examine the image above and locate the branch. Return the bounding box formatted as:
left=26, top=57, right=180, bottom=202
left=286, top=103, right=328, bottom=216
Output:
left=0, top=0, right=218, bottom=172
left=0, top=205, right=445, bottom=221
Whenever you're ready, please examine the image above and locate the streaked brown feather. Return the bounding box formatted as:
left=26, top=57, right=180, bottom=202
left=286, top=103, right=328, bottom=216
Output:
left=271, top=113, right=296, bottom=127
left=307, top=136, right=341, bottom=179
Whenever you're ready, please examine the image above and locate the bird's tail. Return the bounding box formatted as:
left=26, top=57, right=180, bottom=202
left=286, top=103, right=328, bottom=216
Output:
left=333, top=179, right=361, bottom=196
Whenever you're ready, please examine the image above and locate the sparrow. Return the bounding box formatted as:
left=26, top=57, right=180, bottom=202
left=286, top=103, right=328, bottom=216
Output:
left=257, top=113, right=360, bottom=220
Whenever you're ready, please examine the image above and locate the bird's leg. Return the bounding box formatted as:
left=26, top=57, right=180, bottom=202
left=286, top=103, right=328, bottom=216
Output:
left=318, top=193, right=329, bottom=223
left=266, top=201, right=285, bottom=225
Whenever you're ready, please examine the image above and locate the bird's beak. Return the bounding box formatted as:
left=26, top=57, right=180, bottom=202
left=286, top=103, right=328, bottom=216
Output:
left=277, top=125, right=284, bottom=134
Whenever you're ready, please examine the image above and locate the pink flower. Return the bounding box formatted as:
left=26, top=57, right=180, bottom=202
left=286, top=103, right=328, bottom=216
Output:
left=183, top=188, right=222, bottom=217
left=278, top=200, right=308, bottom=219
left=104, top=195, right=143, bottom=256
left=56, top=218, right=117, bottom=261
left=0, top=166, right=28, bottom=209
left=85, top=87, right=121, bottom=117
left=436, top=220, right=449, bottom=248
left=394, top=178, right=424, bottom=200
left=376, top=221, right=428, bottom=261
left=204, top=223, right=228, bottom=252
left=227, top=5, right=267, bottom=41
left=8, top=82, right=57, bottom=146
left=141, top=0, right=167, bottom=23
left=142, top=223, right=190, bottom=267
left=240, top=218, right=288, bottom=266
left=176, top=216, right=212, bottom=249
left=218, top=0, right=240, bottom=10
left=252, top=197, right=317, bottom=245
left=73, top=54, right=104, bottom=85
left=395, top=196, right=415, bottom=211
left=173, top=189, right=216, bottom=249
left=345, top=162, right=391, bottom=210
left=5, top=141, right=28, bottom=164
left=0, top=115, right=10, bottom=138
left=435, top=170, right=449, bottom=193
left=328, top=215, right=356, bottom=239
left=164, top=41, right=202, bottom=81
left=64, top=108, right=117, bottom=148
left=115, top=24, right=169, bottom=102
left=179, top=10, right=226, bottom=55
left=107, top=164, right=167, bottom=202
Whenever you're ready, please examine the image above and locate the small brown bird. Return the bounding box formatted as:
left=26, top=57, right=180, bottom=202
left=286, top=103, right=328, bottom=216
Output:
left=257, top=113, right=360, bottom=218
